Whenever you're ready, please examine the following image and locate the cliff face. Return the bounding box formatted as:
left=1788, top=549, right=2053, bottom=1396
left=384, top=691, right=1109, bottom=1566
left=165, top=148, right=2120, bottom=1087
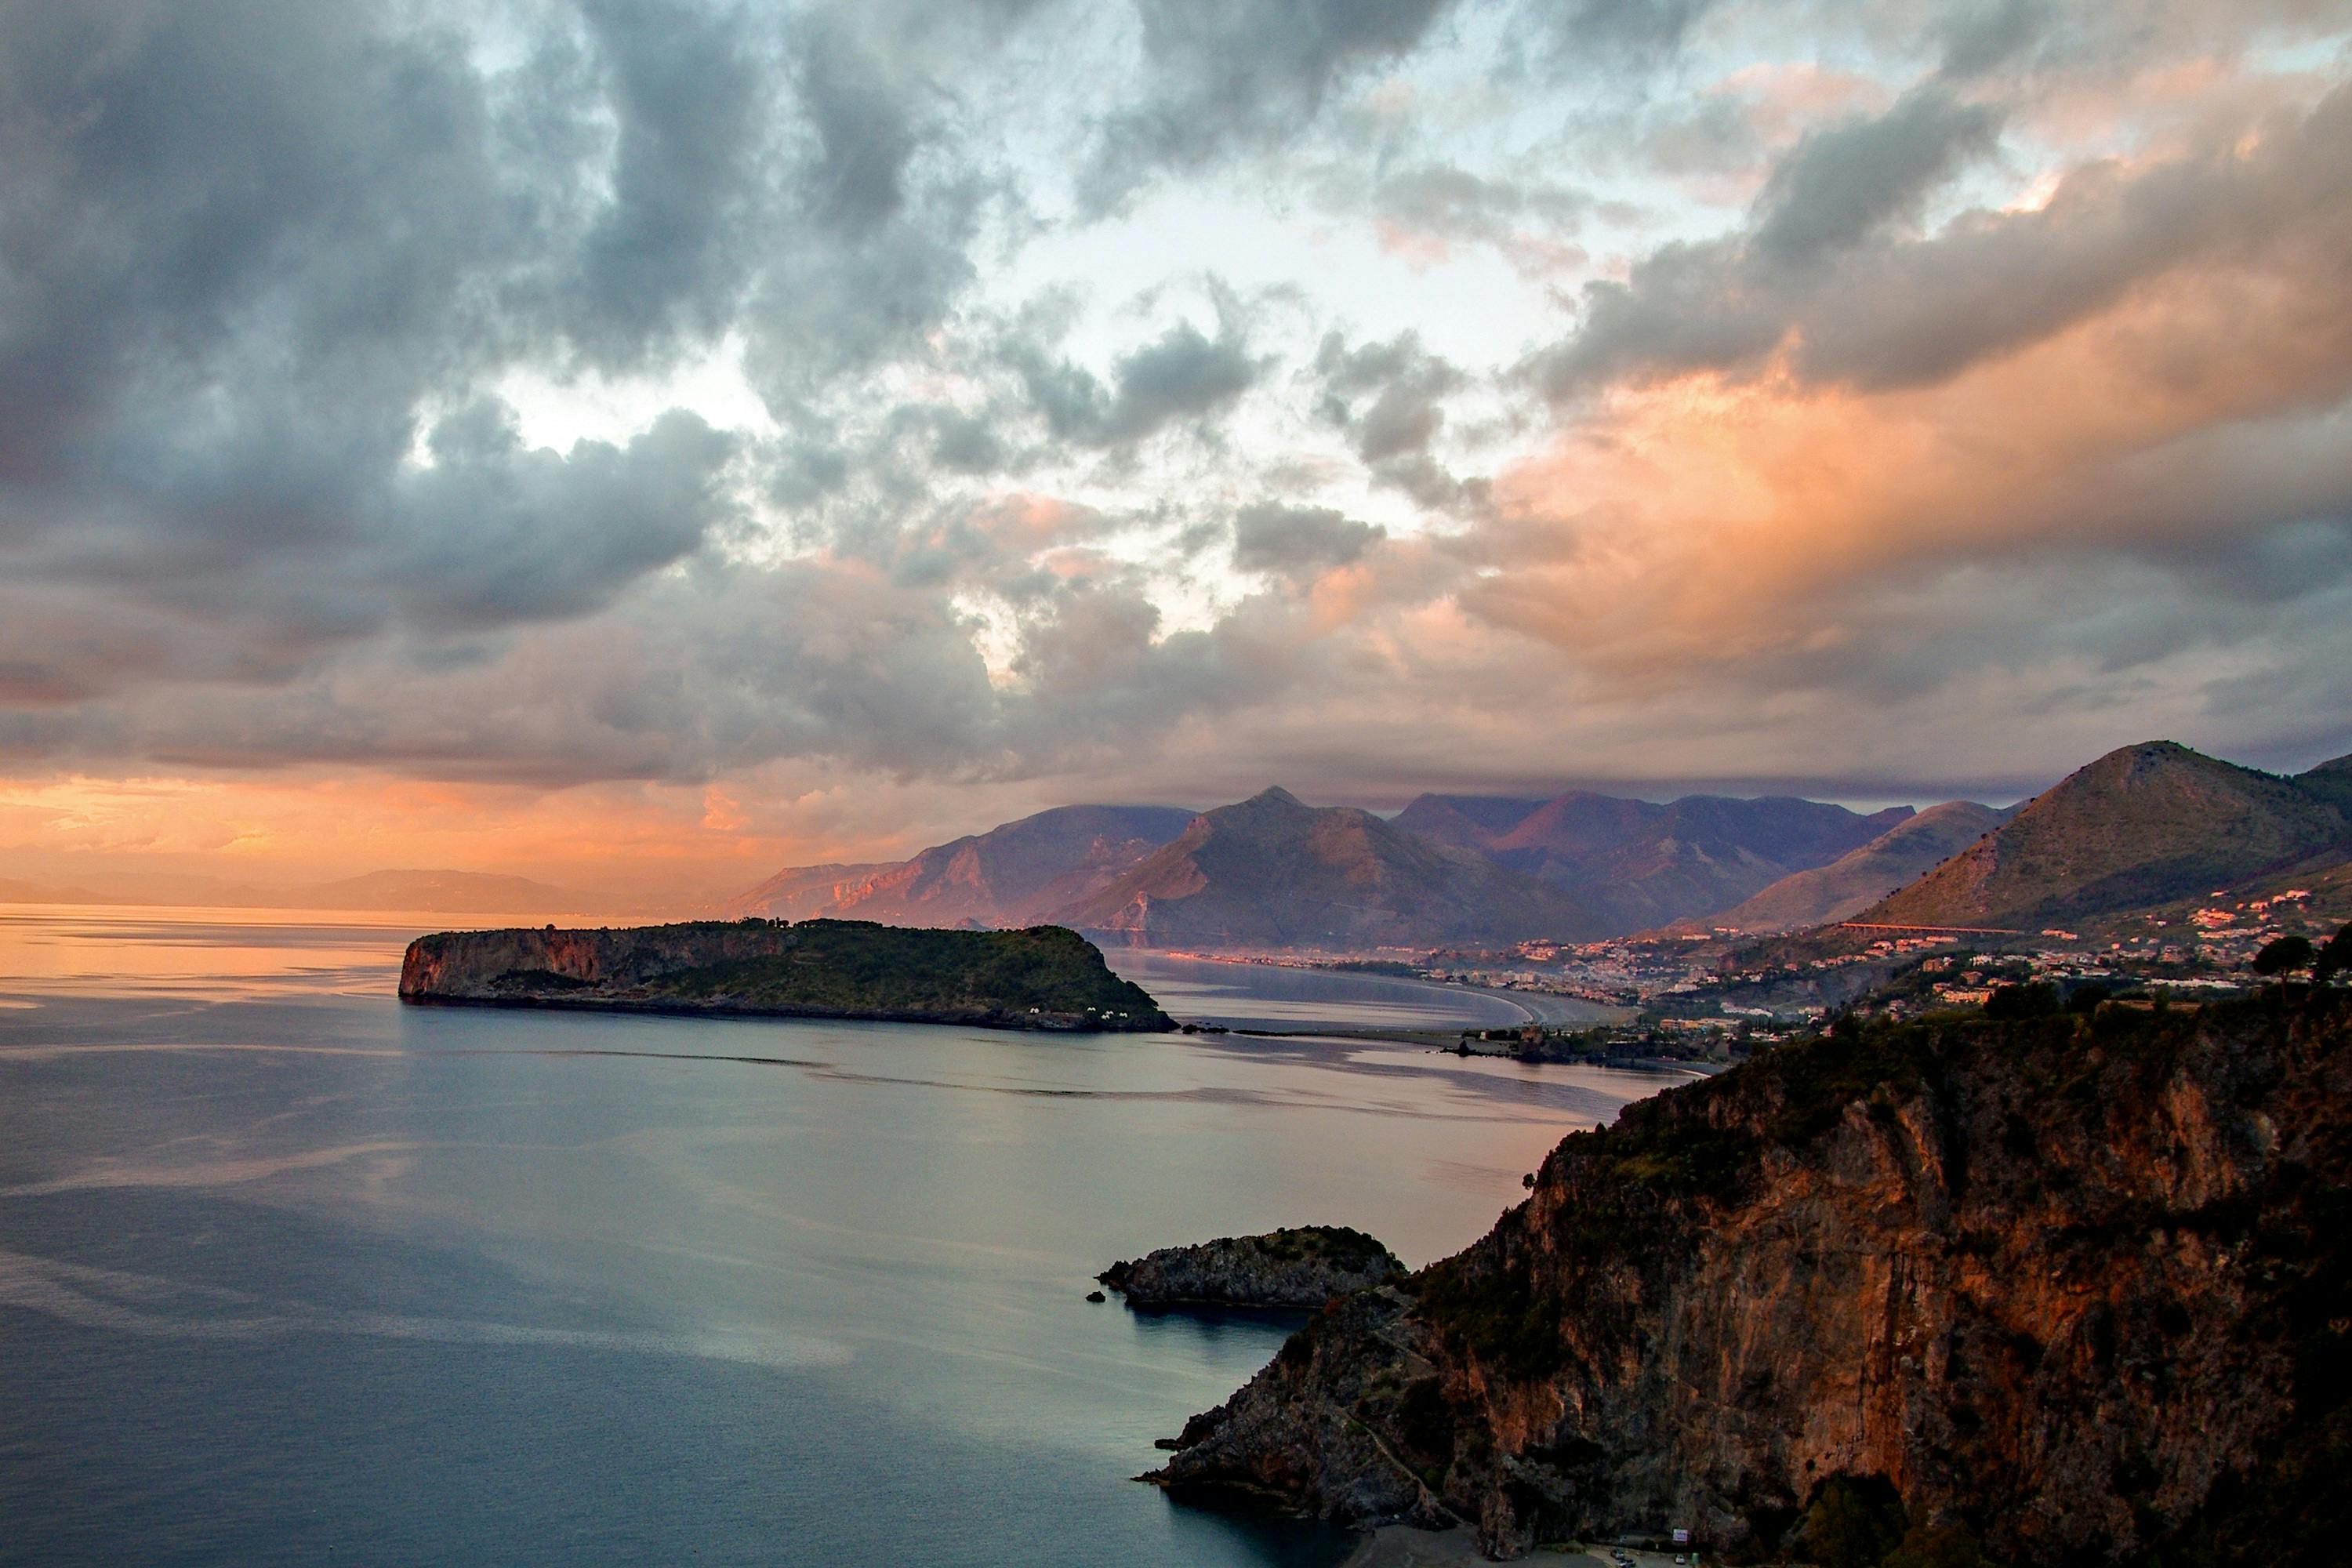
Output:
left=1152, top=993, right=2352, bottom=1563
left=400, top=922, right=800, bottom=997
left=400, top=919, right=1172, bottom=1031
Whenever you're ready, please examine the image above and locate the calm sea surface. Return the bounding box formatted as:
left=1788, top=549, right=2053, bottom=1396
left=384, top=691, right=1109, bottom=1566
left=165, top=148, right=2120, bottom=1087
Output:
left=0, top=909, right=1673, bottom=1566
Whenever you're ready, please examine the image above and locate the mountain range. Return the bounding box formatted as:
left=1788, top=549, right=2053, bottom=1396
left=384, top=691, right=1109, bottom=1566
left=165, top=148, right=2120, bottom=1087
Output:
left=1682, top=800, right=2018, bottom=935
left=1048, top=787, right=1595, bottom=947
left=731, top=739, right=2352, bottom=952
left=735, top=785, right=1965, bottom=947
left=730, top=805, right=1198, bottom=925
left=1392, top=789, right=1914, bottom=932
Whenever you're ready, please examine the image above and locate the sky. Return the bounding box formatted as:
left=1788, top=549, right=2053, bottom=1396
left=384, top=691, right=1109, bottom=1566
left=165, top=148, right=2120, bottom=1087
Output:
left=2, top=0, right=2350, bottom=902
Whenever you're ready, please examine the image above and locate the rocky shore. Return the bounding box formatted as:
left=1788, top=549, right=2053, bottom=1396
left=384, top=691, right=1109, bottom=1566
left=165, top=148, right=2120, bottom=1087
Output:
left=399, top=918, right=1172, bottom=1032
left=1149, top=990, right=2352, bottom=1565
left=1101, top=1226, right=1403, bottom=1310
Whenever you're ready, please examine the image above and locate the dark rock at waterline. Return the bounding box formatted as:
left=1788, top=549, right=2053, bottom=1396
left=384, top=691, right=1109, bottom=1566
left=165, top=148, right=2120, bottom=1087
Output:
left=1086, top=1290, right=1107, bottom=1302
left=1099, top=1226, right=1403, bottom=1310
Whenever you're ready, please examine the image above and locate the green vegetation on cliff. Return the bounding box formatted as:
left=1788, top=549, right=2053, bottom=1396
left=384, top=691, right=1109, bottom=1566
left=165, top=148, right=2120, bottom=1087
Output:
left=401, top=918, right=1171, bottom=1031
left=648, top=920, right=1166, bottom=1023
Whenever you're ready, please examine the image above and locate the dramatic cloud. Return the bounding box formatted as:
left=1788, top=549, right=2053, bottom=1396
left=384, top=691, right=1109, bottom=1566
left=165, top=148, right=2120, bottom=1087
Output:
left=1, top=0, right=2347, bottom=892
left=1080, top=0, right=1458, bottom=209
left=1232, top=502, right=1388, bottom=582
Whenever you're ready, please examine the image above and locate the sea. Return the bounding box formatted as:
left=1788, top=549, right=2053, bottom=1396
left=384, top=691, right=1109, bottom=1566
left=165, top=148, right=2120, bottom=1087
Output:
left=0, top=909, right=1668, bottom=1566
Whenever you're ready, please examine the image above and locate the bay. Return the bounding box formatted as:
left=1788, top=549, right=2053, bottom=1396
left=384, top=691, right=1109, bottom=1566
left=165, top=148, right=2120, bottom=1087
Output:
left=0, top=909, right=1676, bottom=1566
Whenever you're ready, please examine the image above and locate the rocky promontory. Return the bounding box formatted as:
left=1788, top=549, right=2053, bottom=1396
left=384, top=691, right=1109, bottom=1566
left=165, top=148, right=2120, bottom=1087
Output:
left=1101, top=1226, right=1403, bottom=1310
left=399, top=918, right=1171, bottom=1032
left=1150, top=990, right=2352, bottom=1565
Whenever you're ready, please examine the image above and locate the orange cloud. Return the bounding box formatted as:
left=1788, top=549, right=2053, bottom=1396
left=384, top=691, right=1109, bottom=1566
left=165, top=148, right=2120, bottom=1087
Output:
left=1475, top=207, right=2352, bottom=681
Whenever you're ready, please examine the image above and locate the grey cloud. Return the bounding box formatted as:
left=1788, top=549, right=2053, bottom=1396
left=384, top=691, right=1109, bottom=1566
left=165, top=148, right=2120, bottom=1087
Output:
left=0, top=550, right=1306, bottom=790
left=1232, top=502, right=1385, bottom=580
left=923, top=408, right=1010, bottom=474
left=378, top=405, right=739, bottom=632
left=1313, top=330, right=1466, bottom=472
left=0, top=0, right=1000, bottom=699
left=795, top=20, right=920, bottom=234
left=1018, top=318, right=1268, bottom=447
left=1544, top=0, right=1722, bottom=56
left=1081, top=0, right=1456, bottom=209
left=1936, top=0, right=2049, bottom=79
left=1370, top=164, right=1589, bottom=249
left=570, top=0, right=773, bottom=365
left=1750, top=87, right=2003, bottom=267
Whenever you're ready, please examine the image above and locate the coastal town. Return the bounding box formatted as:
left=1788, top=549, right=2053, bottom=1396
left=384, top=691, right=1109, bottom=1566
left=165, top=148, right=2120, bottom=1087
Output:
left=1207, top=870, right=2352, bottom=1069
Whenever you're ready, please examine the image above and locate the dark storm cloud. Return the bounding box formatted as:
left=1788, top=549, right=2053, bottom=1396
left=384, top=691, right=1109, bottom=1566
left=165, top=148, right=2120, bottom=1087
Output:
left=1231, top=502, right=1386, bottom=581
left=1534, top=82, right=2352, bottom=397
left=0, top=0, right=985, bottom=671
left=1080, top=0, right=1457, bottom=209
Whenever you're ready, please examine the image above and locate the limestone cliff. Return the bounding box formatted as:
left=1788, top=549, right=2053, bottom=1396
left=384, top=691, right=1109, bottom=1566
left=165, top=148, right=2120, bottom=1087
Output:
left=399, top=919, right=1171, bottom=1032
left=1151, top=991, right=2352, bottom=1563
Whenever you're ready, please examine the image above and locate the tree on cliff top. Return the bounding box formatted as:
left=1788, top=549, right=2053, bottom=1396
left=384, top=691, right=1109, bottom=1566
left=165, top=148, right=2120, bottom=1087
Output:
left=2316, top=923, right=2352, bottom=985
left=2256, top=935, right=2316, bottom=977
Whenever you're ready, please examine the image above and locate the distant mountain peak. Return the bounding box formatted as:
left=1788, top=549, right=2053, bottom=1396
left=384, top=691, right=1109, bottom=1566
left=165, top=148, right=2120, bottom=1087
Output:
left=1394, top=784, right=1912, bottom=936
left=1047, top=786, right=1598, bottom=947
left=1854, top=739, right=2350, bottom=930
left=728, top=804, right=1197, bottom=925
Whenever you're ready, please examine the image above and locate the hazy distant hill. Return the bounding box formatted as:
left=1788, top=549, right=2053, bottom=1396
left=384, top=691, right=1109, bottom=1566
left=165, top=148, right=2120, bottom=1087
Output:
left=1857, top=742, right=2352, bottom=930
left=292, top=869, right=586, bottom=913
left=1047, top=786, right=1599, bottom=948
left=1687, top=800, right=2015, bottom=934
left=731, top=805, right=1197, bottom=926
left=0, top=869, right=584, bottom=914
left=0, top=876, right=113, bottom=905
left=1395, top=789, right=1909, bottom=935
left=728, top=862, right=897, bottom=920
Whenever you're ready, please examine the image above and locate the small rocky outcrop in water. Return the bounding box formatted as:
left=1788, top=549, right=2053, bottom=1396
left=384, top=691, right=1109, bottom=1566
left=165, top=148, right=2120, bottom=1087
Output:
left=1100, top=1226, right=1403, bottom=1309
left=1149, top=992, right=2352, bottom=1565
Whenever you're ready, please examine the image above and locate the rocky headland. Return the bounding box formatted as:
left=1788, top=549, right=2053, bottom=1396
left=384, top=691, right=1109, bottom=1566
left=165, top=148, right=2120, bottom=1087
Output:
left=1149, top=989, right=2352, bottom=1565
left=398, top=918, right=1171, bottom=1032
left=1101, top=1226, right=1404, bottom=1310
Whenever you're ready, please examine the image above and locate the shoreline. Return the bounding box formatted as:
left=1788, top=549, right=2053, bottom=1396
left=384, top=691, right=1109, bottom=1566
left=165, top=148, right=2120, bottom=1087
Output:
left=396, top=992, right=1164, bottom=1033
left=1341, top=1524, right=1613, bottom=1566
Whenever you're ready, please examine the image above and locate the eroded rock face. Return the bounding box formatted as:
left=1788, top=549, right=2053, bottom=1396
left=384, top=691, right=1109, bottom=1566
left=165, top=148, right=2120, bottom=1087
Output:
left=1101, top=1227, right=1403, bottom=1310
left=1151, top=994, right=2352, bottom=1564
